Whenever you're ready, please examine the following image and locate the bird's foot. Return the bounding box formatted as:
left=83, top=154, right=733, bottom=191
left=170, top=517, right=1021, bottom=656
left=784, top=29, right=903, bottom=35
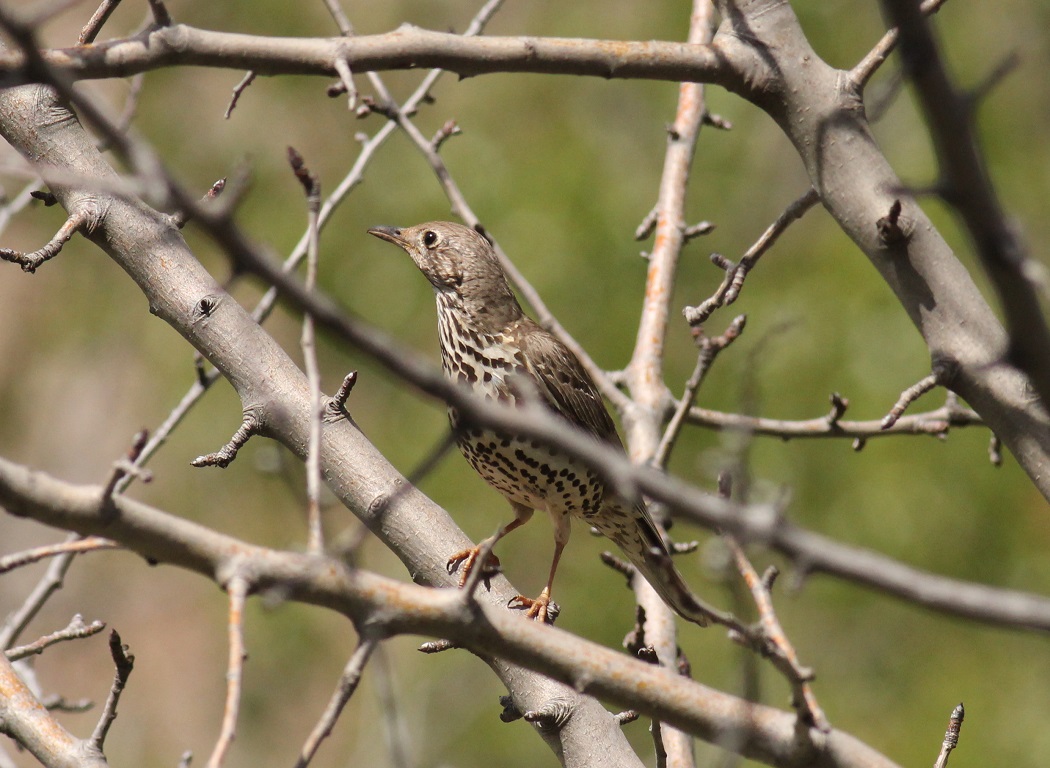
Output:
left=446, top=547, right=502, bottom=589
left=507, top=591, right=559, bottom=624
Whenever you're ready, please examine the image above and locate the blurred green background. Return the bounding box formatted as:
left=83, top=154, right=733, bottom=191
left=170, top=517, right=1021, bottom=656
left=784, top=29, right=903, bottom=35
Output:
left=2, top=1, right=1049, bottom=766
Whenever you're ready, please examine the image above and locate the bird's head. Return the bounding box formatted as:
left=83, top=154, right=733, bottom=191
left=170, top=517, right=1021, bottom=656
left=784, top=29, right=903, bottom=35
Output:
left=369, top=221, right=522, bottom=322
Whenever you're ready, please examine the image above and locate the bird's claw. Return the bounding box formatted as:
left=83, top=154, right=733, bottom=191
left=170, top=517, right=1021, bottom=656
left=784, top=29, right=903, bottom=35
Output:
left=508, top=593, right=559, bottom=624
left=446, top=547, right=502, bottom=589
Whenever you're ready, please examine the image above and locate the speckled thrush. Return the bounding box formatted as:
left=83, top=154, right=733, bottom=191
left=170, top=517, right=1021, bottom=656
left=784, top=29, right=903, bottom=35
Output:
left=369, top=221, right=717, bottom=625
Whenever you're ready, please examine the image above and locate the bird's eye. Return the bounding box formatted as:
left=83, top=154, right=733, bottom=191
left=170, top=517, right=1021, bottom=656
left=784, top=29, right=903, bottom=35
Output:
left=423, top=230, right=438, bottom=248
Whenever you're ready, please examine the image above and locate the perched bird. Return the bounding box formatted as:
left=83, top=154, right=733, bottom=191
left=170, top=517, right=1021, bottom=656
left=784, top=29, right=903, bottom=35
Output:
left=369, top=221, right=717, bottom=626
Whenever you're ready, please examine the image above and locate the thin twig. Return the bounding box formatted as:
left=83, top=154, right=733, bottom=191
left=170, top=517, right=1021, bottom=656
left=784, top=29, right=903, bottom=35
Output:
left=206, top=576, right=248, bottom=768
left=223, top=71, right=256, bottom=119
left=851, top=0, right=951, bottom=90
left=191, top=414, right=260, bottom=468
left=0, top=535, right=82, bottom=649
left=5, top=615, right=106, bottom=661
left=370, top=644, right=412, bottom=768
left=654, top=315, right=746, bottom=468
left=716, top=474, right=828, bottom=732
left=295, top=637, right=377, bottom=768
left=89, top=630, right=134, bottom=751
left=289, top=147, right=325, bottom=555
left=100, top=429, right=152, bottom=505
left=932, top=703, right=964, bottom=768
left=882, top=373, right=939, bottom=429
left=0, top=209, right=88, bottom=273
left=687, top=395, right=980, bottom=441
left=79, top=0, right=124, bottom=44
left=0, top=537, right=117, bottom=576
left=146, top=0, right=171, bottom=27
left=683, top=188, right=819, bottom=327
left=626, top=0, right=716, bottom=441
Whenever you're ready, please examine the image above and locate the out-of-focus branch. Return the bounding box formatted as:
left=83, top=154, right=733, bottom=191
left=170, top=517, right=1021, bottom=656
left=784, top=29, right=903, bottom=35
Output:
left=880, top=0, right=1050, bottom=411
left=710, top=0, right=1050, bottom=500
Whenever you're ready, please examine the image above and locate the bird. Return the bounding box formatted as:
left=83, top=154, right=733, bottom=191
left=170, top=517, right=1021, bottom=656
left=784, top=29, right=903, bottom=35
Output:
left=369, top=221, right=719, bottom=626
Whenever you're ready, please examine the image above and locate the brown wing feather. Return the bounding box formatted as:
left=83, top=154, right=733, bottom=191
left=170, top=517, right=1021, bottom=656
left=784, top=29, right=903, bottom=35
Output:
left=513, top=321, right=716, bottom=624
left=514, top=318, right=622, bottom=448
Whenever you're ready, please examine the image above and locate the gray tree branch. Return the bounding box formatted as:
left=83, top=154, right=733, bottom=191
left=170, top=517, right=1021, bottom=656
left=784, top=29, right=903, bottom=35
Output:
left=0, top=453, right=901, bottom=768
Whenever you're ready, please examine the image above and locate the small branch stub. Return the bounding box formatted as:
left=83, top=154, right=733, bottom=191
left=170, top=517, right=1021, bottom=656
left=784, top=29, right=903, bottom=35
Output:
left=876, top=199, right=911, bottom=246
left=882, top=373, right=940, bottom=429
left=933, top=702, right=964, bottom=768
left=192, top=414, right=260, bottom=468
left=0, top=210, right=88, bottom=273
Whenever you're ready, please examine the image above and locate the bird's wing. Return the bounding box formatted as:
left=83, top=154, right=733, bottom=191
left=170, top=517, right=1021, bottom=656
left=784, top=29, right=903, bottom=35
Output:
left=514, top=319, right=622, bottom=448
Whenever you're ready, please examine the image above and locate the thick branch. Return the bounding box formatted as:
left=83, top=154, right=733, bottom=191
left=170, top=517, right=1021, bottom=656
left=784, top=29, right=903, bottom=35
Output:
left=712, top=0, right=1050, bottom=499
left=0, top=455, right=900, bottom=768
left=0, top=652, right=107, bottom=768
left=0, top=78, right=639, bottom=768
left=11, top=25, right=731, bottom=85
left=880, top=0, right=1050, bottom=409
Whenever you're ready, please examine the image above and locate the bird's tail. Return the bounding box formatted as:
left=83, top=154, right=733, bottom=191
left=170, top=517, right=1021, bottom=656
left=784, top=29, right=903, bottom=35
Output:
left=594, top=501, right=723, bottom=628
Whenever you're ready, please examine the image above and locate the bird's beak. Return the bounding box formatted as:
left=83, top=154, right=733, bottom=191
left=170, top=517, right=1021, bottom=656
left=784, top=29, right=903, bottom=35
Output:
left=367, top=225, right=407, bottom=248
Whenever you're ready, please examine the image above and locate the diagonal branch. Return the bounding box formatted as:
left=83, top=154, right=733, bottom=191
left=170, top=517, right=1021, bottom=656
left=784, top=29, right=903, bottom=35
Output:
left=879, top=0, right=1050, bottom=410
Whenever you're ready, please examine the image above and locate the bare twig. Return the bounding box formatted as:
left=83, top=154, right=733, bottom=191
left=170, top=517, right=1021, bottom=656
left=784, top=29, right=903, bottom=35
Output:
left=851, top=0, right=949, bottom=89
left=0, top=651, right=108, bottom=768
left=932, top=703, right=964, bottom=768
left=0, top=537, right=117, bottom=576
left=654, top=315, right=746, bottom=468
left=882, top=373, right=939, bottom=429
left=206, top=576, right=248, bottom=768
left=626, top=0, right=715, bottom=436
left=146, top=0, right=171, bottom=27
left=90, top=630, right=134, bottom=751
left=79, top=0, right=123, bottom=45
left=295, top=637, right=377, bottom=768
left=5, top=615, right=106, bottom=661
left=683, top=188, right=819, bottom=327
left=688, top=396, right=981, bottom=440
left=289, top=147, right=325, bottom=554
left=224, top=71, right=256, bottom=119
left=100, top=429, right=152, bottom=504
left=725, top=547, right=826, bottom=731
left=0, top=209, right=89, bottom=273
left=320, top=0, right=353, bottom=36
left=0, top=534, right=82, bottom=649
left=370, top=644, right=412, bottom=768
left=332, top=55, right=356, bottom=109
left=191, top=414, right=260, bottom=468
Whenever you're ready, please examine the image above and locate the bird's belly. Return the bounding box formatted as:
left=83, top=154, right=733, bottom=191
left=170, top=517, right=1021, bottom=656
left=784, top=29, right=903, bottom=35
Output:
left=454, top=425, right=604, bottom=518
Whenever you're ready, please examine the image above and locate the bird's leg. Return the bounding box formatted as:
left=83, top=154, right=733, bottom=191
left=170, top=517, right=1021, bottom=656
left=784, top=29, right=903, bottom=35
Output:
left=447, top=504, right=534, bottom=588
left=508, top=510, right=570, bottom=624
